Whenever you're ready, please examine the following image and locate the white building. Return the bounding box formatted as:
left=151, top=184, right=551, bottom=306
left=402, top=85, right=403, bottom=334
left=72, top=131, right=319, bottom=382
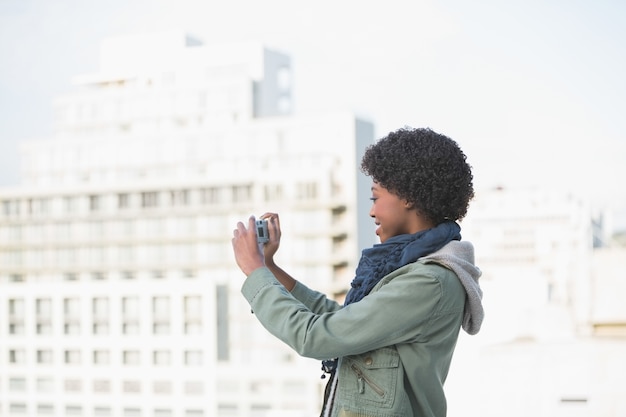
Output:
left=0, top=31, right=375, bottom=417
left=445, top=187, right=626, bottom=417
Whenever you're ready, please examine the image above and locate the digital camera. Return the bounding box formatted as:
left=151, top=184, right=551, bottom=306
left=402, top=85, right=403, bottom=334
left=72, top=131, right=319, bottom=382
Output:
left=255, top=219, right=269, bottom=244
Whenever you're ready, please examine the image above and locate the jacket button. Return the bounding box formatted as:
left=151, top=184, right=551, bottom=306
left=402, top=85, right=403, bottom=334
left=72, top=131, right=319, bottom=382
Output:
left=364, top=357, right=373, bottom=366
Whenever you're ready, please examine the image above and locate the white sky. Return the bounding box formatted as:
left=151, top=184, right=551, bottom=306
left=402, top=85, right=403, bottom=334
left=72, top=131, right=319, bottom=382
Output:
left=1, top=0, right=625, bottom=226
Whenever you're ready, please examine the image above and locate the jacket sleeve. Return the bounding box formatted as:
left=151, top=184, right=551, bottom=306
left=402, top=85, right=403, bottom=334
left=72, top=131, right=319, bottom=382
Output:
left=241, top=264, right=461, bottom=360
left=289, top=279, right=343, bottom=314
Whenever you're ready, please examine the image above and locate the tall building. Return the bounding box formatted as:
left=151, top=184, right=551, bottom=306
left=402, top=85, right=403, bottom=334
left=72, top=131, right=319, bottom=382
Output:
left=0, top=31, right=375, bottom=417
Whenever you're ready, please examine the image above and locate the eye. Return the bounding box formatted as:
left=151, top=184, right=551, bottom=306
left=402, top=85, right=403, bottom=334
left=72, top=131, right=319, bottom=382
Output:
left=369, top=197, right=378, bottom=202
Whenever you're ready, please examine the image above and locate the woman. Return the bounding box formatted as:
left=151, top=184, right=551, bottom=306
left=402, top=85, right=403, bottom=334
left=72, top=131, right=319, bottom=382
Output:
left=232, top=127, right=484, bottom=417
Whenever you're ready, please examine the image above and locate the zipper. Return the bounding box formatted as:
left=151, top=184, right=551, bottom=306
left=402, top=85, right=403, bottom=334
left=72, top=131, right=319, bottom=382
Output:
left=350, top=363, right=385, bottom=397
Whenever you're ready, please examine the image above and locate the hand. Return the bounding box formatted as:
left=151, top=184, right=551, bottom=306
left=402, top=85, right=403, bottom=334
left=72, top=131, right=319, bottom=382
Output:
left=232, top=216, right=265, bottom=276
left=259, top=212, right=282, bottom=263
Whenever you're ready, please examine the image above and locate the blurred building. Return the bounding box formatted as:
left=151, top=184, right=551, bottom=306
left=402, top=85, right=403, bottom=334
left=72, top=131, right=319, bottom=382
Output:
left=445, top=187, right=626, bottom=417
left=0, top=31, right=375, bottom=417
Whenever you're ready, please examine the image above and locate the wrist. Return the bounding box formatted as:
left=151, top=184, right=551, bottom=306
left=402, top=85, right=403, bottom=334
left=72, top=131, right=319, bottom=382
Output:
left=264, top=257, right=277, bottom=268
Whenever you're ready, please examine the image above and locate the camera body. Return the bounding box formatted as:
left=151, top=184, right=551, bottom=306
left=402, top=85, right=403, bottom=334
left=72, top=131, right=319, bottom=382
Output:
left=255, top=219, right=269, bottom=244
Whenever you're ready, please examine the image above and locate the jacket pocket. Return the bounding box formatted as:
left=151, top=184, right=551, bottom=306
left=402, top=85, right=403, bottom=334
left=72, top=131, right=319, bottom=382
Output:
left=339, top=347, right=400, bottom=410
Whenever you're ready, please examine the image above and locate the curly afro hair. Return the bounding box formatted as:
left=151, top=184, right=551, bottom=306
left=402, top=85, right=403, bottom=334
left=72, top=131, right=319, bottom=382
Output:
left=361, top=127, right=474, bottom=224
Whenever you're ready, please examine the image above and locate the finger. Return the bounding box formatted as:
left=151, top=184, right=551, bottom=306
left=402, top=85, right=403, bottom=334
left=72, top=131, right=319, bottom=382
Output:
left=235, top=221, right=247, bottom=233
left=260, top=212, right=276, bottom=221
left=267, top=215, right=280, bottom=235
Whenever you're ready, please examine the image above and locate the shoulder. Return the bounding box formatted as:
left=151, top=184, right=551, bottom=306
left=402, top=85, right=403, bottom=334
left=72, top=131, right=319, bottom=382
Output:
left=375, top=261, right=465, bottom=302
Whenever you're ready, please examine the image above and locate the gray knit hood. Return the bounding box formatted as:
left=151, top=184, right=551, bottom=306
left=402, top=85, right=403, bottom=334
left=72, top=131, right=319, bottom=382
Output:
left=420, top=240, right=484, bottom=335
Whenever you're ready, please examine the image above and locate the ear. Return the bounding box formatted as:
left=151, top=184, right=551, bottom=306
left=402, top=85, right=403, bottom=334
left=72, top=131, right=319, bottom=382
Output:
left=403, top=200, right=414, bottom=209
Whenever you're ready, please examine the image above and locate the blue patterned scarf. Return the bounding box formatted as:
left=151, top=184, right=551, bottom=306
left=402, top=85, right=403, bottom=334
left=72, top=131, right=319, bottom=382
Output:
left=344, top=220, right=461, bottom=305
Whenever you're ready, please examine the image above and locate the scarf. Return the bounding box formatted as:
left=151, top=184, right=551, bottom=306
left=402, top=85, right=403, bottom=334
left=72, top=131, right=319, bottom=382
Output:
left=344, top=220, right=461, bottom=305
left=319, top=221, right=462, bottom=389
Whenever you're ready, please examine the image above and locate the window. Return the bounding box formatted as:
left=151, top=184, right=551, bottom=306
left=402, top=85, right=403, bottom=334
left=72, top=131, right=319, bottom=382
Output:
left=92, top=297, right=109, bottom=317
left=92, top=271, right=107, bottom=280
left=64, top=272, right=79, bottom=281
left=121, top=270, right=135, bottom=280
left=36, top=378, right=54, bottom=392
left=2, top=199, right=20, bottom=217
left=9, top=349, right=26, bottom=364
left=153, top=322, right=170, bottom=334
left=231, top=185, right=252, bottom=203
left=8, top=299, right=25, bottom=333
left=184, top=296, right=202, bottom=334
left=9, top=322, right=24, bottom=334
left=122, top=296, right=139, bottom=317
left=93, top=350, right=110, bottom=365
left=141, top=191, right=159, bottom=208
left=92, top=297, right=110, bottom=335
left=28, top=198, right=51, bottom=216
left=123, top=350, right=140, bottom=365
left=123, top=408, right=141, bottom=416
left=93, top=380, right=110, bottom=393
left=65, top=322, right=81, bottom=335
left=200, top=187, right=220, bottom=205
left=9, top=403, right=27, bottom=414
left=184, top=350, right=203, bottom=366
left=264, top=184, right=283, bottom=201
left=89, top=195, right=101, bottom=212
left=153, top=350, right=171, bottom=366
left=118, top=193, right=130, bottom=209
left=65, top=405, right=82, bottom=416
left=94, top=406, right=112, bottom=416
left=9, top=298, right=25, bottom=316
left=64, top=298, right=81, bottom=335
left=64, top=350, right=81, bottom=365
left=153, top=296, right=170, bottom=315
left=63, top=196, right=78, bottom=213
left=184, top=296, right=201, bottom=316
left=218, top=403, right=238, bottom=416
left=64, top=379, right=82, bottom=392
left=123, top=322, right=140, bottom=335
left=296, top=181, right=318, bottom=200
left=122, top=380, right=141, bottom=393
left=153, top=296, right=170, bottom=334
left=37, top=349, right=53, bottom=364
left=184, top=381, right=204, bottom=396
left=153, top=380, right=171, bottom=394
left=37, top=404, right=54, bottom=415
left=64, top=298, right=80, bottom=315
left=9, top=272, right=25, bottom=282
left=93, top=323, right=109, bottom=334
left=170, top=190, right=189, bottom=206
left=36, top=298, right=52, bottom=315
left=9, top=377, right=26, bottom=391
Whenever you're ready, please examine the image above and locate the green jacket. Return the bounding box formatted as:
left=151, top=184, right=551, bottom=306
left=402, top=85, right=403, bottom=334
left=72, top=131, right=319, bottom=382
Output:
left=241, top=241, right=483, bottom=417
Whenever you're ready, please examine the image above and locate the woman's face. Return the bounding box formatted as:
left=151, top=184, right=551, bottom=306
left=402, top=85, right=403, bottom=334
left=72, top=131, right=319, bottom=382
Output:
left=368, top=182, right=418, bottom=243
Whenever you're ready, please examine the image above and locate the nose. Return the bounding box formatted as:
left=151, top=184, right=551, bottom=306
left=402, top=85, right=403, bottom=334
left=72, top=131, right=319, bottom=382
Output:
left=369, top=204, right=375, bottom=218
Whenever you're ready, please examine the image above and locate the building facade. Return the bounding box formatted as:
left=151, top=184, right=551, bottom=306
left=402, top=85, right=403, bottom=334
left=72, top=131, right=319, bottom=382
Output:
left=445, top=187, right=626, bottom=417
left=0, top=31, right=375, bottom=417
